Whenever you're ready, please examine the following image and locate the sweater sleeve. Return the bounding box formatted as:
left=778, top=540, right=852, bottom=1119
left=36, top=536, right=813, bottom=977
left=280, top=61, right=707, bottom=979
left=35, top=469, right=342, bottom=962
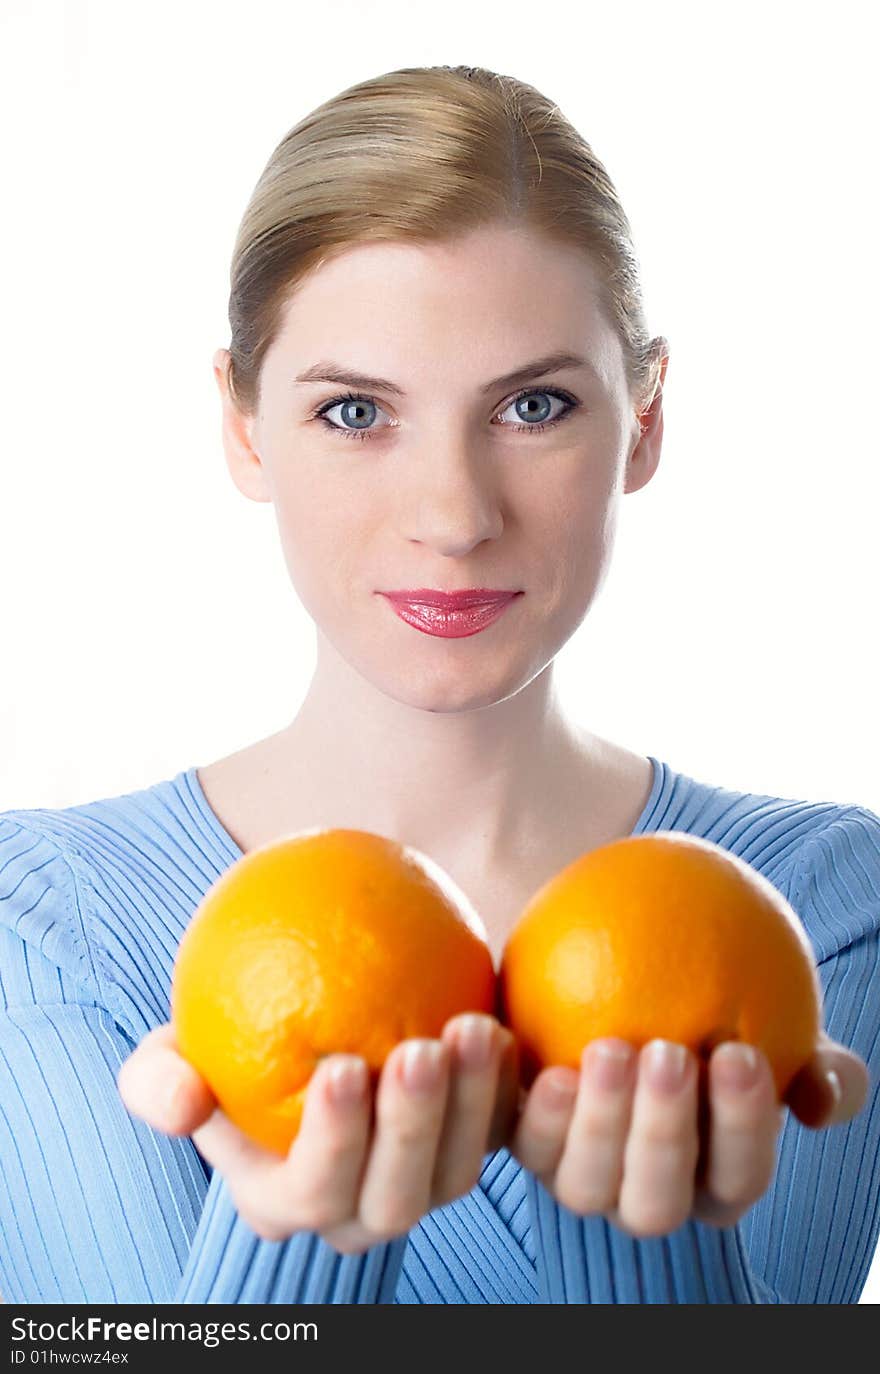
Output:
left=526, top=805, right=880, bottom=1304
left=0, top=814, right=407, bottom=1304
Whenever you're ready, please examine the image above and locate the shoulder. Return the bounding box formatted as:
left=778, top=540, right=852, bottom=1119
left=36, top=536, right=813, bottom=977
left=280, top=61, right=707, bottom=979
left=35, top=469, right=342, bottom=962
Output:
left=0, top=769, right=230, bottom=1040
left=0, top=810, right=99, bottom=999
left=778, top=804, right=880, bottom=962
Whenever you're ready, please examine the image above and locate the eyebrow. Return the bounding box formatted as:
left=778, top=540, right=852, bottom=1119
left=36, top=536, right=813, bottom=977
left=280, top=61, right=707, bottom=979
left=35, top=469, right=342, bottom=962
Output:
left=293, top=351, right=597, bottom=397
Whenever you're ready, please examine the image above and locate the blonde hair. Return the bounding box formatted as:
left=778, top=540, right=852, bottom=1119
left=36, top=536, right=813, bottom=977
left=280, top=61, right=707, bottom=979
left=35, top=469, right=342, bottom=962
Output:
left=223, top=64, right=666, bottom=419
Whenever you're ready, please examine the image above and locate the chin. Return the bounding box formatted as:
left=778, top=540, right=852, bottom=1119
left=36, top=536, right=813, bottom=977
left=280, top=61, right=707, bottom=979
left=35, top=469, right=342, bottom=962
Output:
left=370, top=655, right=540, bottom=715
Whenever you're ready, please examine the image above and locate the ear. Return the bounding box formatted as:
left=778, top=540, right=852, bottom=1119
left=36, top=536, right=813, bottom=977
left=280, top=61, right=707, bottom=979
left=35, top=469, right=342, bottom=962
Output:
left=623, top=344, right=669, bottom=495
left=212, top=348, right=273, bottom=504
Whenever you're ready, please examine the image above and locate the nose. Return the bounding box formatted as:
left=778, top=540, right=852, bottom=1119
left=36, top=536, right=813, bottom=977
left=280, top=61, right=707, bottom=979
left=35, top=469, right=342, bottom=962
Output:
left=401, top=433, right=504, bottom=556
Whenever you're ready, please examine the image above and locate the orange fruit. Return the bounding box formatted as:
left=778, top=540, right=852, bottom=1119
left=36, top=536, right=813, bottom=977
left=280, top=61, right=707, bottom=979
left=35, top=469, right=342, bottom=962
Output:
left=498, top=832, right=823, bottom=1100
left=171, top=828, right=495, bottom=1156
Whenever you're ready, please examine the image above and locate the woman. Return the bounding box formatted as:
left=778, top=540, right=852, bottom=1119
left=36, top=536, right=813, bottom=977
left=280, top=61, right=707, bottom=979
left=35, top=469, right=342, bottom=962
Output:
left=1, top=63, right=877, bottom=1305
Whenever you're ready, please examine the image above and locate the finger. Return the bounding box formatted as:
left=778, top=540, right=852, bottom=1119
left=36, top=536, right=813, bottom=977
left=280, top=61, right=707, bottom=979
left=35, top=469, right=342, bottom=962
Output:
left=192, top=1056, right=373, bottom=1243
left=487, top=1029, right=521, bottom=1152
left=117, top=1023, right=216, bottom=1135
left=696, top=1042, right=779, bottom=1223
left=432, top=1014, right=503, bottom=1201
left=616, top=1040, right=700, bottom=1238
left=508, top=1064, right=580, bottom=1180
left=357, top=1038, right=452, bottom=1237
left=271, top=1054, right=374, bottom=1235
left=784, top=1040, right=870, bottom=1129
left=552, top=1039, right=637, bottom=1215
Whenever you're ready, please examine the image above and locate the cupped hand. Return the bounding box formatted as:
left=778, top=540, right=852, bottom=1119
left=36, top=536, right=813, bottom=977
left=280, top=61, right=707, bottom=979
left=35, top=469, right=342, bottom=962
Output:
left=116, top=1013, right=520, bottom=1254
left=507, top=1030, right=870, bottom=1237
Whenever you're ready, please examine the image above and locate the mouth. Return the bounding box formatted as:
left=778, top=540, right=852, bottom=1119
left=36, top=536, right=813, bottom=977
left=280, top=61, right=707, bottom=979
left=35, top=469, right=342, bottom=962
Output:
left=376, top=590, right=524, bottom=639
left=378, top=588, right=522, bottom=609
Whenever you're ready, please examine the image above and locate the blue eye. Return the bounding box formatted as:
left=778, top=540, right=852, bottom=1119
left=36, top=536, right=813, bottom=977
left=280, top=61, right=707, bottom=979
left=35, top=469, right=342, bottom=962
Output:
left=497, top=389, right=573, bottom=431
left=311, top=387, right=579, bottom=442
left=315, top=393, right=389, bottom=440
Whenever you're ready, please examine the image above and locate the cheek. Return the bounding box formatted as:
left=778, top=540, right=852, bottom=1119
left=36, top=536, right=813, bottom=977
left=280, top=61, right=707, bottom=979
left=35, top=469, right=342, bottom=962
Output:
left=555, top=520, right=615, bottom=620
left=268, top=473, right=382, bottom=627
left=270, top=491, right=347, bottom=616
left=535, top=466, right=619, bottom=609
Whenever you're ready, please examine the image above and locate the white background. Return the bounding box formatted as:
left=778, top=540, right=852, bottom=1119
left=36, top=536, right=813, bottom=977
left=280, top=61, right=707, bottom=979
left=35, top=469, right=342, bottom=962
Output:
left=1, top=0, right=877, bottom=1301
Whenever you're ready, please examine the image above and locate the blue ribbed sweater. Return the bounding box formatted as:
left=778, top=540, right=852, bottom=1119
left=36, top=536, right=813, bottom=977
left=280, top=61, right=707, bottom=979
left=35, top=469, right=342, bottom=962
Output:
left=1, top=755, right=879, bottom=1304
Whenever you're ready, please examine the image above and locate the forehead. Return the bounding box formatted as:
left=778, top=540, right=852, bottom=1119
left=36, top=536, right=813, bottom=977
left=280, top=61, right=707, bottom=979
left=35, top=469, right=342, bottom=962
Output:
left=269, top=224, right=621, bottom=391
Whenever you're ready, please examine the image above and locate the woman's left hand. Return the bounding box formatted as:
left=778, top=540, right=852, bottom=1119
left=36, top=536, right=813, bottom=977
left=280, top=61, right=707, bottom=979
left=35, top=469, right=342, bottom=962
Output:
left=507, top=1030, right=869, bottom=1236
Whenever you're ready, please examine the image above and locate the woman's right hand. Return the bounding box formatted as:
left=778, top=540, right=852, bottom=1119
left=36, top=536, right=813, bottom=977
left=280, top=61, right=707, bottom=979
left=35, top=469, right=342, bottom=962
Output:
left=117, top=1013, right=520, bottom=1254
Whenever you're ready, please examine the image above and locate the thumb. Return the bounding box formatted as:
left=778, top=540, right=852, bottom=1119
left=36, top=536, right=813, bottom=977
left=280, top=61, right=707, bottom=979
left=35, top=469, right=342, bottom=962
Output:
left=783, top=1034, right=869, bottom=1129
left=117, top=1022, right=217, bottom=1136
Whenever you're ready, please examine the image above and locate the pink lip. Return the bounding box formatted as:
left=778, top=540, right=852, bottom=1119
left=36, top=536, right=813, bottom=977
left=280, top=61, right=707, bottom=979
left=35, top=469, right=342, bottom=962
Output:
left=377, top=589, right=523, bottom=639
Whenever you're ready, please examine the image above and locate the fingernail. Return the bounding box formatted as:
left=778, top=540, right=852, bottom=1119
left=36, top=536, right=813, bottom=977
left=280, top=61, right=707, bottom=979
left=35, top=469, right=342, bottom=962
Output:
left=454, top=1014, right=493, bottom=1070
left=713, top=1042, right=760, bottom=1091
left=542, top=1069, right=578, bottom=1109
left=585, top=1040, right=633, bottom=1091
left=327, top=1056, right=368, bottom=1106
left=645, top=1039, right=689, bottom=1092
left=163, top=1073, right=186, bottom=1117
left=825, top=1068, right=842, bottom=1110
left=401, top=1040, right=444, bottom=1093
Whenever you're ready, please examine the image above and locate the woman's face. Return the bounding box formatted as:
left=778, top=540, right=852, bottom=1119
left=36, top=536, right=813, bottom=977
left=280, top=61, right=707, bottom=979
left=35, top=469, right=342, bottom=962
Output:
left=214, top=222, right=664, bottom=713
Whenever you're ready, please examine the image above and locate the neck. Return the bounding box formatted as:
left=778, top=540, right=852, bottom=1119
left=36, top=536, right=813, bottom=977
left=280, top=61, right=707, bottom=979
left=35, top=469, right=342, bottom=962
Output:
left=274, top=630, right=603, bottom=877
